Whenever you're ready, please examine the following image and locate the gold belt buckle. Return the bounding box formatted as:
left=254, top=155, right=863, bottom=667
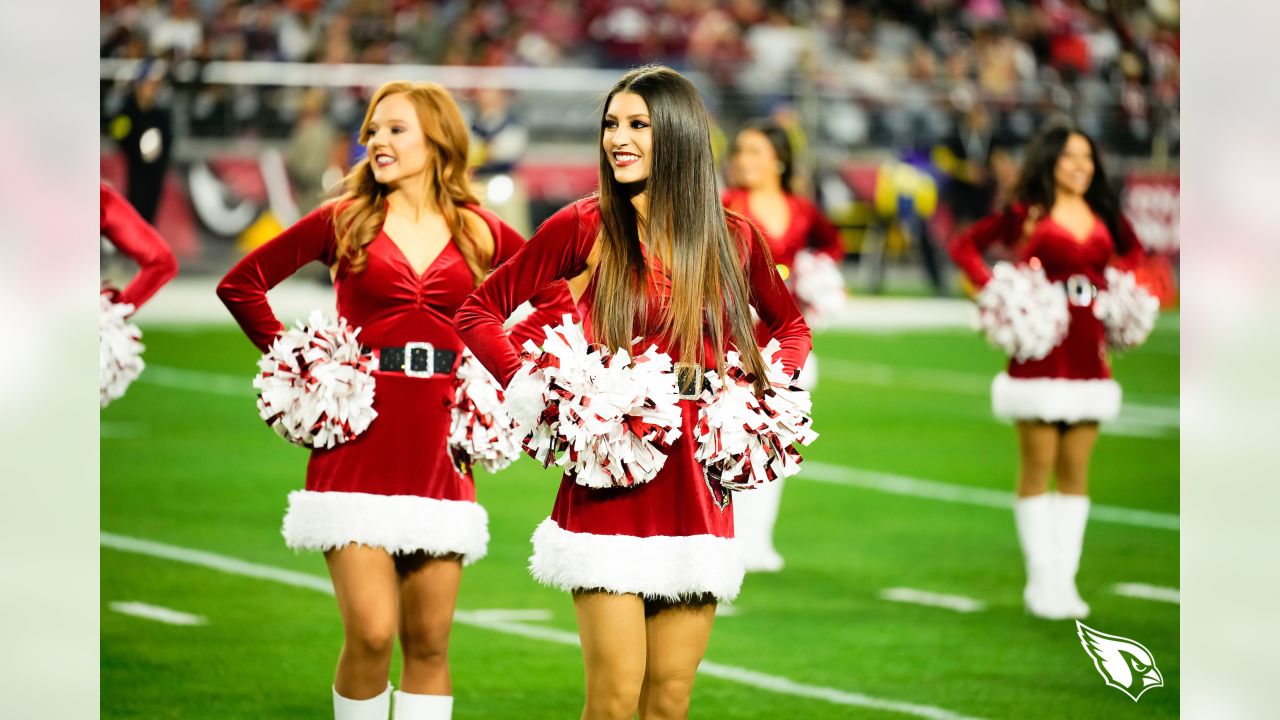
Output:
left=675, top=361, right=704, bottom=400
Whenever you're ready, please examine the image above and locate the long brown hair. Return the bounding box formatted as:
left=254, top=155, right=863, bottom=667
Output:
left=330, top=81, right=490, bottom=282
left=592, top=65, right=771, bottom=393
left=1012, top=121, right=1130, bottom=254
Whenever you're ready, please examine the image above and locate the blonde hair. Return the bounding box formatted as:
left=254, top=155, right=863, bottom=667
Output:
left=330, top=81, right=489, bottom=282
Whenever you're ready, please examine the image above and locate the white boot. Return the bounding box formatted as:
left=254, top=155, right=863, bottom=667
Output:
left=1014, top=494, right=1065, bottom=619
left=334, top=683, right=392, bottom=720
left=393, top=690, right=454, bottom=720
left=735, top=477, right=786, bottom=573
left=1051, top=492, right=1091, bottom=618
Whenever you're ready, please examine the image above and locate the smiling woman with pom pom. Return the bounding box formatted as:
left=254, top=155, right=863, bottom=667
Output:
left=949, top=122, right=1158, bottom=622
left=456, top=66, right=813, bottom=720
left=217, top=81, right=569, bottom=719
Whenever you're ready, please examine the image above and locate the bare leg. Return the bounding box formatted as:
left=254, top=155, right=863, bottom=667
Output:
left=325, top=544, right=400, bottom=700
left=396, top=552, right=463, bottom=695
left=638, top=600, right=716, bottom=720
left=1055, top=422, right=1099, bottom=497
left=574, top=591, right=648, bottom=720
left=1016, top=421, right=1059, bottom=497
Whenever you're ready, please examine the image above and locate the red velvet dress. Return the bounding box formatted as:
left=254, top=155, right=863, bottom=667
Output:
left=456, top=197, right=811, bottom=601
left=721, top=189, right=844, bottom=272
left=101, top=183, right=179, bottom=310
left=723, top=188, right=842, bottom=388
left=217, top=203, right=570, bottom=563
left=949, top=203, right=1145, bottom=422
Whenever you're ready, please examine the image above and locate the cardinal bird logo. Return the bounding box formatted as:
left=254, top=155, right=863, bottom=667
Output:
left=1075, top=621, right=1164, bottom=701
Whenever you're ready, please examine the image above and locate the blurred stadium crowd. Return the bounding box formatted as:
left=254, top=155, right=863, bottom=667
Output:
left=98, top=1, right=1179, bottom=296
left=101, top=0, right=1178, bottom=153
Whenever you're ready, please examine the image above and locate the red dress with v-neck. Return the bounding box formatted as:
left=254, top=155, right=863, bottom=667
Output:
left=949, top=203, right=1145, bottom=422
left=217, top=202, right=570, bottom=563
left=455, top=197, right=812, bottom=602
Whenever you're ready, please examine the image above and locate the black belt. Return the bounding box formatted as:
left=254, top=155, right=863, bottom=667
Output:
left=373, top=343, right=458, bottom=377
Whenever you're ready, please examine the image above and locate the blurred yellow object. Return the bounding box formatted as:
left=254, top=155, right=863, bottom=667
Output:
left=238, top=210, right=285, bottom=253
left=873, top=162, right=938, bottom=220
left=109, top=115, right=132, bottom=141
left=468, top=143, right=488, bottom=169
left=776, top=263, right=791, bottom=282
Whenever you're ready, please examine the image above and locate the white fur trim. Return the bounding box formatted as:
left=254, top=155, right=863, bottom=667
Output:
left=991, top=372, right=1122, bottom=423
left=529, top=518, right=744, bottom=602
left=282, top=490, right=489, bottom=564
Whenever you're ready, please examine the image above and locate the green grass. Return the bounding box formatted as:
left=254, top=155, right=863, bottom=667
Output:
left=102, top=318, right=1179, bottom=719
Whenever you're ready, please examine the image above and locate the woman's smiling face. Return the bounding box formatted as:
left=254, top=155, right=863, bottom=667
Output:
left=365, top=92, right=429, bottom=186
left=602, top=91, right=653, bottom=185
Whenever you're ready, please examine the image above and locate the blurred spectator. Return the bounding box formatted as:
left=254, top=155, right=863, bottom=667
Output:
left=109, top=60, right=173, bottom=223
left=284, top=88, right=340, bottom=214
left=148, top=0, right=204, bottom=58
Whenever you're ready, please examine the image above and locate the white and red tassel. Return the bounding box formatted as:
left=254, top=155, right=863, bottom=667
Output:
left=448, top=350, right=522, bottom=473
left=502, top=317, right=682, bottom=488
left=100, top=295, right=145, bottom=408
left=792, top=249, right=846, bottom=326
left=694, top=340, right=818, bottom=492
left=253, top=310, right=376, bottom=449
left=975, top=261, right=1070, bottom=362
left=1093, top=267, right=1160, bottom=352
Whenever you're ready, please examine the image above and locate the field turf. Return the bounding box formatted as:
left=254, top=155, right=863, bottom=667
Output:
left=102, top=317, right=1179, bottom=719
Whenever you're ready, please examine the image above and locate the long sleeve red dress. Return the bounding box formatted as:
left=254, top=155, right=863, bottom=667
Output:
left=455, top=196, right=811, bottom=602
left=217, top=202, right=571, bottom=563
left=948, top=203, right=1146, bottom=423
left=101, top=183, right=179, bottom=310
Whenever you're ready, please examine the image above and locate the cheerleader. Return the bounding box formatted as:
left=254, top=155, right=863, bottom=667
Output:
left=100, top=182, right=178, bottom=311
left=722, top=119, right=844, bottom=573
left=456, top=66, right=811, bottom=720
left=949, top=123, right=1146, bottom=620
left=217, top=82, right=568, bottom=720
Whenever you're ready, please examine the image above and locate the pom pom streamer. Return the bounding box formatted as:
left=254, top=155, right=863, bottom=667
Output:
left=503, top=317, right=683, bottom=489
left=1093, top=267, right=1160, bottom=351
left=101, top=295, right=144, bottom=408
left=694, top=340, right=819, bottom=492
left=792, top=249, right=846, bottom=325
left=449, top=350, right=523, bottom=473
left=974, top=262, right=1069, bottom=362
left=254, top=310, right=377, bottom=449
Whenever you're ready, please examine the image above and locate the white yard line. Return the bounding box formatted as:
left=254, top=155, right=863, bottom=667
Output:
left=100, top=532, right=984, bottom=720
left=799, top=462, right=1179, bottom=531
left=108, top=601, right=207, bottom=626
left=1111, top=583, right=1180, bottom=604
left=879, top=588, right=987, bottom=614
left=141, top=365, right=253, bottom=397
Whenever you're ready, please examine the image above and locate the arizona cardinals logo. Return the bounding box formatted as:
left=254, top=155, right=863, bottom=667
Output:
left=1075, top=621, right=1164, bottom=701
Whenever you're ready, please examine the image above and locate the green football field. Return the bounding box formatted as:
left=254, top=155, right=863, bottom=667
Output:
left=101, top=316, right=1179, bottom=719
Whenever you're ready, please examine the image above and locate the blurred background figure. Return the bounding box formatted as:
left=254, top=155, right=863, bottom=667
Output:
left=724, top=118, right=844, bottom=573
left=948, top=122, right=1150, bottom=621
left=468, top=86, right=531, bottom=236
left=108, top=59, right=172, bottom=223
left=285, top=88, right=342, bottom=214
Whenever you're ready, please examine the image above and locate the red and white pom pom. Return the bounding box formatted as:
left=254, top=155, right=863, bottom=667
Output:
left=100, top=295, right=144, bottom=408
left=793, top=249, right=846, bottom=326
left=1093, top=267, right=1160, bottom=351
left=975, top=261, right=1070, bottom=362
left=254, top=310, right=377, bottom=449
left=503, top=317, right=682, bottom=488
left=694, top=340, right=819, bottom=492
left=449, top=350, right=522, bottom=473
